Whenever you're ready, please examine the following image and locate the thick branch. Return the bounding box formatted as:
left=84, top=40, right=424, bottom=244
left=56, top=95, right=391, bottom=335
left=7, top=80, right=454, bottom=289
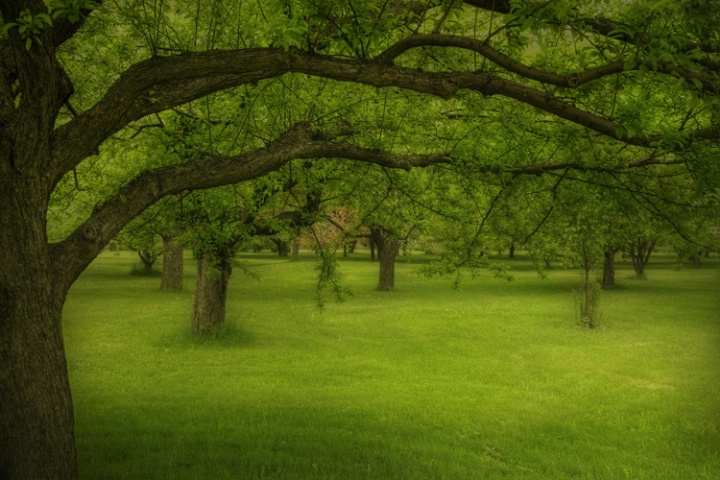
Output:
left=51, top=45, right=719, bottom=183
left=376, top=33, right=625, bottom=88
left=461, top=0, right=511, bottom=14
left=375, top=34, right=718, bottom=94
left=48, top=123, right=449, bottom=290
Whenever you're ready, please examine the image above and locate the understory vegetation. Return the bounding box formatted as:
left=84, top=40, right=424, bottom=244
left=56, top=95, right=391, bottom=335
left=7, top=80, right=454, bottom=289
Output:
left=64, top=250, right=720, bottom=480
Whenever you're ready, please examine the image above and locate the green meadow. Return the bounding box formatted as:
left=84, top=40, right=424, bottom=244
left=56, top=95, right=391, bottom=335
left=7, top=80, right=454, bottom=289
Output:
left=63, top=251, right=720, bottom=479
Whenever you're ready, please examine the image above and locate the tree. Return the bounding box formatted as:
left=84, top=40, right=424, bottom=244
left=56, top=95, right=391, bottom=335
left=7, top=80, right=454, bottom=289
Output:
left=1, top=0, right=718, bottom=477
left=159, top=228, right=184, bottom=290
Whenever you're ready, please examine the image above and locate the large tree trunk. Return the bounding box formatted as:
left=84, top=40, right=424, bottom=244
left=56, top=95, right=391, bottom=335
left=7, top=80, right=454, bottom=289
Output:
left=0, top=183, right=78, bottom=478
left=160, top=234, right=184, bottom=290
left=191, top=255, right=232, bottom=334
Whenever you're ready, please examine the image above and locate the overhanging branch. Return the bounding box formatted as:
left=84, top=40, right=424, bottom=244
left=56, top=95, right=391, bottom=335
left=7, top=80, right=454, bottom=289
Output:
left=50, top=45, right=719, bottom=186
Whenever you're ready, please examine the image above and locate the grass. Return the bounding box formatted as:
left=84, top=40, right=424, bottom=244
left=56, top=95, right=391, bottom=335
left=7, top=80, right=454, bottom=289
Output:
left=63, top=250, right=720, bottom=479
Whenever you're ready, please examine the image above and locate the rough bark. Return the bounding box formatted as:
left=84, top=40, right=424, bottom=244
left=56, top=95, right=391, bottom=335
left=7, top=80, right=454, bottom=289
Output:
left=191, top=255, right=232, bottom=334
left=160, top=234, right=184, bottom=290
left=0, top=179, right=77, bottom=479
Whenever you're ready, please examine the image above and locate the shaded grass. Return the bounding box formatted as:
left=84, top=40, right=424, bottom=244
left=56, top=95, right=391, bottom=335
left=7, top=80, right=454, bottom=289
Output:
left=63, top=251, right=720, bottom=479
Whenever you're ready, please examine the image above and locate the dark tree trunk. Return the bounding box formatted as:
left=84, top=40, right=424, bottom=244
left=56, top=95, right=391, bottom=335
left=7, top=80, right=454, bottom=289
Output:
left=191, top=255, right=232, bottom=334
left=160, top=234, right=184, bottom=290
left=377, top=238, right=400, bottom=290
left=582, top=263, right=594, bottom=328
left=626, top=238, right=656, bottom=278
left=0, top=182, right=78, bottom=479
left=602, top=249, right=617, bottom=289
left=371, top=227, right=400, bottom=291
left=369, top=240, right=377, bottom=261
left=509, top=243, right=515, bottom=258
left=137, top=248, right=156, bottom=273
left=274, top=239, right=289, bottom=257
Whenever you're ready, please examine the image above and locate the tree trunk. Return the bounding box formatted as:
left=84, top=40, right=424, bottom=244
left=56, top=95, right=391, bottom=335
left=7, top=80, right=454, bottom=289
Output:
left=582, top=264, right=594, bottom=328
left=627, top=238, right=656, bottom=278
left=160, top=234, right=184, bottom=290
left=137, top=248, right=156, bottom=273
left=369, top=240, right=377, bottom=261
left=371, top=228, right=400, bottom=291
left=0, top=182, right=78, bottom=478
left=274, top=239, right=289, bottom=257
left=377, top=238, right=400, bottom=290
left=291, top=240, right=300, bottom=260
left=601, top=249, right=617, bottom=289
left=191, top=255, right=232, bottom=334
left=509, top=243, right=515, bottom=258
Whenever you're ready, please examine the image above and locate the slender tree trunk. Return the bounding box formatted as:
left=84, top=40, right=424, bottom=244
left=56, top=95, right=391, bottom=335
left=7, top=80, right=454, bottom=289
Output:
left=291, top=240, right=300, bottom=260
left=369, top=240, right=377, bottom=261
left=583, top=264, right=593, bottom=328
left=509, top=243, right=515, bottom=258
left=0, top=183, right=78, bottom=478
left=160, top=234, right=184, bottom=290
left=191, top=255, right=232, bottom=334
left=602, top=249, right=617, bottom=289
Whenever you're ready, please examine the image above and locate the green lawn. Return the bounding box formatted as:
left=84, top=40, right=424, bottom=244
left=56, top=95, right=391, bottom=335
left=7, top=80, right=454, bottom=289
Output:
left=63, top=250, right=720, bottom=479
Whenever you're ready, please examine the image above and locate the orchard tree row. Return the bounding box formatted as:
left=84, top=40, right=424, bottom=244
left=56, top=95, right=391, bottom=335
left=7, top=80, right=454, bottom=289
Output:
left=1, top=0, right=719, bottom=477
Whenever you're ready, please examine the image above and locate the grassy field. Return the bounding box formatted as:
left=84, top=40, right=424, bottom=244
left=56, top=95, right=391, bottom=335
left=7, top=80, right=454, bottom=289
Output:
left=63, top=250, right=720, bottom=479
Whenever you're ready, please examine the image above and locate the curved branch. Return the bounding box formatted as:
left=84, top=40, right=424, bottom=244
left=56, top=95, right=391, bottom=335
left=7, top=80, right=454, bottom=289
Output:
left=375, top=33, right=626, bottom=88
left=48, top=122, right=449, bottom=290
left=51, top=45, right=719, bottom=184
left=375, top=33, right=718, bottom=94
